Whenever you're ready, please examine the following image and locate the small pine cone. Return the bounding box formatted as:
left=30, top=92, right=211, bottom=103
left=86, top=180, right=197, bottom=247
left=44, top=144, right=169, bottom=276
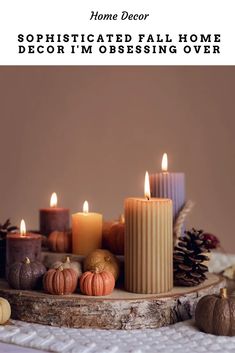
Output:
left=0, top=219, right=18, bottom=239
left=173, top=229, right=210, bottom=287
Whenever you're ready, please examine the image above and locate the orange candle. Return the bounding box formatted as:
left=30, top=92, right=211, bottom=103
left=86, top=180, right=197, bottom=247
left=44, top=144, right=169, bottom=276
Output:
left=72, top=201, right=102, bottom=256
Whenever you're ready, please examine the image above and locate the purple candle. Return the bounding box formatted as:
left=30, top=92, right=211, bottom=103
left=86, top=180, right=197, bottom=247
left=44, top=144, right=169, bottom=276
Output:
left=6, top=219, right=41, bottom=278
left=150, top=153, right=185, bottom=222
left=39, top=193, right=70, bottom=236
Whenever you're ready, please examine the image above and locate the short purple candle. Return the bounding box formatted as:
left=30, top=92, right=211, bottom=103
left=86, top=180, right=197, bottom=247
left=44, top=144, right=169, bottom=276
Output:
left=39, top=193, right=70, bottom=236
left=6, top=220, right=41, bottom=278
left=150, top=153, right=186, bottom=222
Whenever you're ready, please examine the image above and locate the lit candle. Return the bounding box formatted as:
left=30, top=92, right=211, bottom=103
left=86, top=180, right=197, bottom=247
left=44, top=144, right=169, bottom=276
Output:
left=150, top=153, right=186, bottom=222
left=72, top=201, right=103, bottom=256
left=39, top=192, right=70, bottom=236
left=125, top=172, right=173, bottom=294
left=6, top=219, right=42, bottom=278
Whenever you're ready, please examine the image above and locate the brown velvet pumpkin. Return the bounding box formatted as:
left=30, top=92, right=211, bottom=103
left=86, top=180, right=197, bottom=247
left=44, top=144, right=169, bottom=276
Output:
left=43, top=267, right=78, bottom=295
left=8, top=257, right=46, bottom=290
left=48, top=231, right=72, bottom=253
left=195, top=288, right=235, bottom=336
left=84, top=249, right=120, bottom=281
left=51, top=257, right=82, bottom=278
left=80, top=268, right=115, bottom=296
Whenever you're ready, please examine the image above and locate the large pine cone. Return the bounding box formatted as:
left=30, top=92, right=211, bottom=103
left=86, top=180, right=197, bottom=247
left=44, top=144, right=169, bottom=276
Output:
left=173, top=229, right=210, bottom=286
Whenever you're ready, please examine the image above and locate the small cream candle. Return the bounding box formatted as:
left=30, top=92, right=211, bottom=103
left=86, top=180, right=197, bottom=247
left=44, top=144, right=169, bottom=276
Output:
left=72, top=201, right=103, bottom=256
left=125, top=172, right=173, bottom=294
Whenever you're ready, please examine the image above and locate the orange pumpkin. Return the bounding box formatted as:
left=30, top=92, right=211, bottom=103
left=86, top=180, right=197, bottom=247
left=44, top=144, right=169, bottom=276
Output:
left=108, top=222, right=125, bottom=255
left=80, top=269, right=115, bottom=296
left=102, top=220, right=116, bottom=249
left=43, top=267, right=77, bottom=295
left=102, top=216, right=125, bottom=255
left=48, top=231, right=72, bottom=253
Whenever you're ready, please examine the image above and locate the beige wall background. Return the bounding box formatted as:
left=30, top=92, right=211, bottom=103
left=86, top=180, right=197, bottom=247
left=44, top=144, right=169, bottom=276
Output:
left=0, top=66, right=234, bottom=251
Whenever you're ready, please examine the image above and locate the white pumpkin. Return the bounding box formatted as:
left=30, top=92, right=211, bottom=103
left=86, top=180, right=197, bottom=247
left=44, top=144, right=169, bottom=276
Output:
left=0, top=297, right=11, bottom=324
left=51, top=257, right=82, bottom=278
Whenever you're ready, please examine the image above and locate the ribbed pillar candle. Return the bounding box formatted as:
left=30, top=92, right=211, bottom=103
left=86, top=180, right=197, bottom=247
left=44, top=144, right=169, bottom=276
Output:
left=150, top=154, right=185, bottom=222
left=125, top=173, right=173, bottom=294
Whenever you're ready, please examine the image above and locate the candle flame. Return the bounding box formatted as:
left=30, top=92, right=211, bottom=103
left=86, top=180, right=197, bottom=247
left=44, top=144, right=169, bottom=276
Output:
left=50, top=192, right=57, bottom=207
left=83, top=200, right=89, bottom=214
left=161, top=153, right=168, bottom=172
left=144, top=171, right=151, bottom=200
left=119, top=214, right=125, bottom=223
left=20, top=219, right=26, bottom=236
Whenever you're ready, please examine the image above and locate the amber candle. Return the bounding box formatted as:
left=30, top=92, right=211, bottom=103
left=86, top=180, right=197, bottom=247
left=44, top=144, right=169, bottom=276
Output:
left=6, top=220, right=41, bottom=277
left=125, top=172, right=173, bottom=294
left=72, top=201, right=102, bottom=256
left=39, top=193, right=70, bottom=236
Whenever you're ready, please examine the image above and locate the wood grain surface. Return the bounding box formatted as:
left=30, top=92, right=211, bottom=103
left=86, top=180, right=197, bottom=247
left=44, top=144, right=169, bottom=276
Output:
left=0, top=273, right=225, bottom=329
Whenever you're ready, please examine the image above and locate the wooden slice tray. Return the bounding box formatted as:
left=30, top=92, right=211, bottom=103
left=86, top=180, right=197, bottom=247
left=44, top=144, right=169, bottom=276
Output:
left=0, top=273, right=225, bottom=330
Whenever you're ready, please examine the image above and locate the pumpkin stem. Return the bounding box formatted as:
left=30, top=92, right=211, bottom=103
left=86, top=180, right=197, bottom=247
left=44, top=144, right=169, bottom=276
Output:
left=94, top=267, right=100, bottom=274
left=58, top=265, right=64, bottom=272
left=24, top=257, right=30, bottom=264
left=220, top=287, right=228, bottom=299
left=65, top=256, right=71, bottom=263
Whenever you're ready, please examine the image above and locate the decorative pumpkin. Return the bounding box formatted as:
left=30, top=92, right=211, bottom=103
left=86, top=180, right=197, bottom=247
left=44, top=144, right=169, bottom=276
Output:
left=80, top=268, right=115, bottom=296
left=107, top=221, right=125, bottom=255
left=83, top=249, right=120, bottom=281
left=102, top=220, right=117, bottom=249
left=51, top=257, right=82, bottom=278
left=195, top=288, right=235, bottom=336
left=43, top=267, right=78, bottom=295
left=48, top=231, right=72, bottom=253
left=0, top=297, right=11, bottom=324
left=8, top=257, right=46, bottom=290
left=102, top=216, right=125, bottom=255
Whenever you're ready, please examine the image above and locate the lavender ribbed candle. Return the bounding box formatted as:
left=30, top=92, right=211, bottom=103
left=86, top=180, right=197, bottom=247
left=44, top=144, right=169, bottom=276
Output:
left=150, top=154, right=186, bottom=222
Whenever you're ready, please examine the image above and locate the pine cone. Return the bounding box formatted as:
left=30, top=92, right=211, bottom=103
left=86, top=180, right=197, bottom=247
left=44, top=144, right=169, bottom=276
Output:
left=173, top=229, right=210, bottom=287
left=0, top=219, right=18, bottom=278
left=0, top=219, right=18, bottom=239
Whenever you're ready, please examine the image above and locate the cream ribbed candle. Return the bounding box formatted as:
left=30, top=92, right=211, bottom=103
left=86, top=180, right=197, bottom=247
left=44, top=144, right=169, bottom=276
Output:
left=125, top=197, right=173, bottom=294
